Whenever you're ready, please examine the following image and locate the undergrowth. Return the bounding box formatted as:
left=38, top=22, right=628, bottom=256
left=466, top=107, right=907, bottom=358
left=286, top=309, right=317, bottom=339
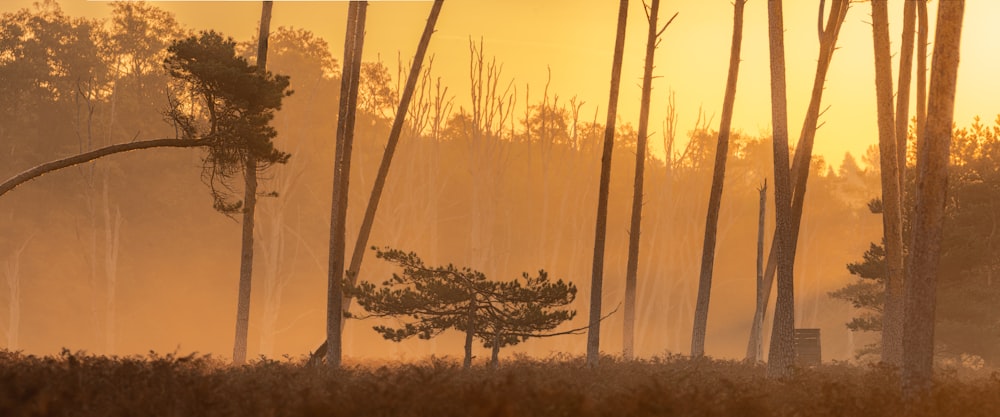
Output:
left=1, top=349, right=998, bottom=417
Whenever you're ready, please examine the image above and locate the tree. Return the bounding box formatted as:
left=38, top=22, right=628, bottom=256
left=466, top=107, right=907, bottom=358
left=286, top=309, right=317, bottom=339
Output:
left=870, top=0, right=905, bottom=366
left=747, top=0, right=849, bottom=365
left=2, top=29, right=291, bottom=199
left=764, top=0, right=795, bottom=378
left=587, top=0, right=628, bottom=368
left=310, top=0, right=445, bottom=363
left=903, top=0, right=965, bottom=399
left=623, top=0, right=673, bottom=361
left=349, top=248, right=578, bottom=368
left=690, top=0, right=745, bottom=359
left=230, top=0, right=274, bottom=366
left=746, top=179, right=766, bottom=362
left=327, top=0, right=367, bottom=368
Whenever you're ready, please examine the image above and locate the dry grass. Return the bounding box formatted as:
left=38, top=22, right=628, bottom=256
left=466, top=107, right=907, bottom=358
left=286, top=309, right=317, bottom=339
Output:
left=2, top=349, right=998, bottom=417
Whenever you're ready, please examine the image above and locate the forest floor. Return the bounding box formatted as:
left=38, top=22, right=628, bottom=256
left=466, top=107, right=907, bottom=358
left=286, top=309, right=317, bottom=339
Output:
left=1, top=349, right=998, bottom=417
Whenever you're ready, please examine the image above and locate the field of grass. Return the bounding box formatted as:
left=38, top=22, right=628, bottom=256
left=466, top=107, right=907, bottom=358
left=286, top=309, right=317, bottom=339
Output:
left=2, top=349, right=998, bottom=417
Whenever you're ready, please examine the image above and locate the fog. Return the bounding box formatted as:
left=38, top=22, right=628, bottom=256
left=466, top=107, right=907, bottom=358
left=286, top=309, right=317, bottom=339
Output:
left=1, top=0, right=981, bottom=366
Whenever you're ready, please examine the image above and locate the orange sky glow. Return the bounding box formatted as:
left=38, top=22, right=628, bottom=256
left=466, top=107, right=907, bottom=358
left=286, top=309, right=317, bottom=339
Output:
left=11, top=0, right=997, bottom=168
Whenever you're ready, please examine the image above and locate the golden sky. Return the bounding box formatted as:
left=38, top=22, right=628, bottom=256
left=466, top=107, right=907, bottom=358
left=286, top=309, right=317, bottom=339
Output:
left=9, top=0, right=1000, bottom=167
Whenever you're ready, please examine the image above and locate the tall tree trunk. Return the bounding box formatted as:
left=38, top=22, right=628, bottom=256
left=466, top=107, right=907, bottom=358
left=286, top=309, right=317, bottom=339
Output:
left=586, top=0, right=628, bottom=367
left=327, top=1, right=367, bottom=368
left=871, top=0, right=905, bottom=367
left=746, top=0, right=848, bottom=359
left=4, top=235, right=32, bottom=350
left=623, top=0, right=667, bottom=361
left=464, top=299, right=476, bottom=369
left=764, top=0, right=795, bottom=378
left=232, top=0, right=273, bottom=365
left=746, top=180, right=766, bottom=362
left=690, top=0, right=745, bottom=358
left=896, top=0, right=916, bottom=191
left=916, top=0, right=929, bottom=142
left=308, top=1, right=445, bottom=359
left=893, top=2, right=918, bottom=362
left=903, top=0, right=964, bottom=401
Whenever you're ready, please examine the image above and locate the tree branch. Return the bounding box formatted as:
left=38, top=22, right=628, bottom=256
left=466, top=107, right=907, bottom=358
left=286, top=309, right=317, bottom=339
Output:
left=1, top=138, right=208, bottom=198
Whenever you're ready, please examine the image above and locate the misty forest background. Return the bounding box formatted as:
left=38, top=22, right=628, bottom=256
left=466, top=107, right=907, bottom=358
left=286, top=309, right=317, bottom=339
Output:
left=1, top=1, right=997, bottom=366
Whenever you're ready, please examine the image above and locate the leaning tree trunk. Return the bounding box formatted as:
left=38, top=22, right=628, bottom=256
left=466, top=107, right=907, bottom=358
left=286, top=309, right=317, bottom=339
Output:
left=746, top=0, right=848, bottom=360
left=307, top=0, right=444, bottom=361
left=586, top=0, right=628, bottom=368
left=764, top=0, right=795, bottom=379
left=623, top=0, right=668, bottom=361
left=327, top=1, right=367, bottom=368
left=871, top=0, right=905, bottom=367
left=690, top=0, right=745, bottom=359
left=233, top=0, right=274, bottom=366
left=903, top=0, right=964, bottom=402
left=0, top=138, right=207, bottom=198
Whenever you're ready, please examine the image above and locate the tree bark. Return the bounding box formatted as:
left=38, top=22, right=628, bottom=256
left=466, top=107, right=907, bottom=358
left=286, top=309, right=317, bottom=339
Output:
left=746, top=180, right=766, bottom=362
left=307, top=0, right=445, bottom=361
left=623, top=0, right=667, bottom=361
left=586, top=0, right=628, bottom=368
left=916, top=0, right=928, bottom=143
left=764, top=0, right=795, bottom=378
left=0, top=138, right=206, bottom=198
left=903, top=0, right=964, bottom=401
left=232, top=0, right=273, bottom=366
left=746, top=0, right=848, bottom=361
left=690, top=0, right=745, bottom=359
left=896, top=0, right=916, bottom=190
left=871, top=0, right=905, bottom=368
left=327, top=1, right=367, bottom=368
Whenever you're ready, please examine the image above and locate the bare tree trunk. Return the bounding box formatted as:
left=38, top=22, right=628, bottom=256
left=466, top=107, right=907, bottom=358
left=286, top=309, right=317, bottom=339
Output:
left=587, top=0, right=628, bottom=368
left=327, top=1, right=367, bottom=368
left=690, top=0, right=745, bottom=358
left=903, top=0, right=964, bottom=402
left=870, top=0, right=905, bottom=367
left=747, top=0, right=848, bottom=360
left=746, top=180, right=766, bottom=362
left=307, top=1, right=445, bottom=360
left=624, top=0, right=668, bottom=361
left=896, top=0, right=916, bottom=189
left=764, top=0, right=795, bottom=378
left=233, top=0, right=273, bottom=365
left=916, top=0, right=928, bottom=141
left=101, top=172, right=123, bottom=355
left=4, top=235, right=32, bottom=350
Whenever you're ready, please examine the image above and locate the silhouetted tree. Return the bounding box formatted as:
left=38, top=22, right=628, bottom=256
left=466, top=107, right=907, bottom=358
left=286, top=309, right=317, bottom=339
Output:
left=903, top=0, right=965, bottom=401
left=691, top=0, right=744, bottom=359
left=231, top=0, right=274, bottom=366
left=327, top=0, right=367, bottom=368
left=764, top=0, right=795, bottom=378
left=871, top=0, right=904, bottom=366
left=748, top=0, right=848, bottom=366
left=350, top=248, right=578, bottom=368
left=587, top=0, right=628, bottom=368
